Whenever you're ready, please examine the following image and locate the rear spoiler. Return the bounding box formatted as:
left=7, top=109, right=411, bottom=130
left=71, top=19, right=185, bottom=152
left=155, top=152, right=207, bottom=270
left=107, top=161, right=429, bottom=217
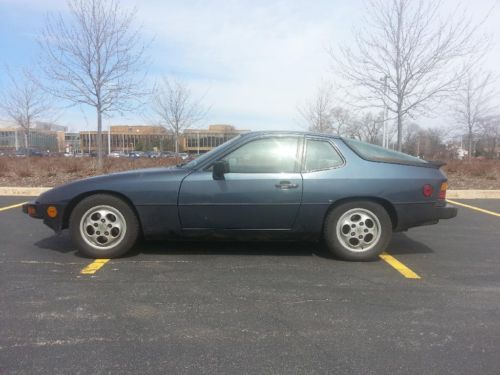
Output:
left=367, top=157, right=446, bottom=169
left=427, top=160, right=446, bottom=168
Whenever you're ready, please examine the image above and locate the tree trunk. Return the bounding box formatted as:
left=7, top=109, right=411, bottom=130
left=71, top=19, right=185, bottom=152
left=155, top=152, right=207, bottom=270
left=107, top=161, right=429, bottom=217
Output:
left=174, top=132, right=179, bottom=154
left=467, top=128, right=473, bottom=160
left=97, top=107, right=103, bottom=169
left=24, top=130, right=30, bottom=162
left=396, top=106, right=403, bottom=151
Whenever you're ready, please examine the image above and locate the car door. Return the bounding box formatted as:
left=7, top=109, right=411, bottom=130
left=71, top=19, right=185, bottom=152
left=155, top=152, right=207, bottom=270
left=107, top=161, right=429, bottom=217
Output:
left=178, top=135, right=303, bottom=230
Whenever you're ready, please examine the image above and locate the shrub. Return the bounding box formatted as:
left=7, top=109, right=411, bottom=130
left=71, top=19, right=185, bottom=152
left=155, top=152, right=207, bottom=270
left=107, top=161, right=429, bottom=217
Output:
left=0, top=157, right=10, bottom=176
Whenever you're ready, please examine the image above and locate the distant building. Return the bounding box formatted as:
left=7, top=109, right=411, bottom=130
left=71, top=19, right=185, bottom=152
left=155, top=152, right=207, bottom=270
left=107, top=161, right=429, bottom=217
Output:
left=0, top=120, right=62, bottom=153
left=80, top=125, right=175, bottom=153
left=180, top=124, right=247, bottom=154
left=65, top=133, right=81, bottom=153
left=33, top=121, right=68, bottom=133
left=79, top=124, right=246, bottom=154
left=1, top=122, right=247, bottom=154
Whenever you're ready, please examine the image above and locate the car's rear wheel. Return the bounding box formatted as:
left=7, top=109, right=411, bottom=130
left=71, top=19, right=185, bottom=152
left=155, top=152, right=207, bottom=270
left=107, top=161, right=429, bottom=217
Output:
left=69, top=194, right=140, bottom=258
left=324, top=201, right=392, bottom=261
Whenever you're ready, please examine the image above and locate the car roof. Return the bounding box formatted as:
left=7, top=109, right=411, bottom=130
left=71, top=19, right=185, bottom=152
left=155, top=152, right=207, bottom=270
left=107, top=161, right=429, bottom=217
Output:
left=240, top=131, right=340, bottom=139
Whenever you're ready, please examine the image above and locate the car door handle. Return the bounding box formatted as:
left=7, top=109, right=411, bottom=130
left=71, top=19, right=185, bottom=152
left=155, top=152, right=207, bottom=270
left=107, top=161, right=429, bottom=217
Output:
left=275, top=181, right=299, bottom=190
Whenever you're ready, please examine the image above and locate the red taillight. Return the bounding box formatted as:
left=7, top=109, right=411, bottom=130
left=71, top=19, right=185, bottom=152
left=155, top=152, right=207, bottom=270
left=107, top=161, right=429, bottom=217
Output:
left=439, top=182, right=448, bottom=200
left=423, top=184, right=434, bottom=197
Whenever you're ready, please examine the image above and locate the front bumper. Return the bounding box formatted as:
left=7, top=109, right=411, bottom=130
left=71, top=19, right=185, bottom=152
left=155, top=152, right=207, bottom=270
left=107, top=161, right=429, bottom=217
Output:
left=394, top=202, right=458, bottom=231
left=22, top=201, right=64, bottom=232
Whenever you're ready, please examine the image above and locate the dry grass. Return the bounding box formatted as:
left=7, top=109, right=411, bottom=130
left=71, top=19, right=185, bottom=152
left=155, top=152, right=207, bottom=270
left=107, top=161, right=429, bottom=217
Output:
left=0, top=156, right=499, bottom=189
left=0, top=156, right=179, bottom=187
left=443, top=159, right=500, bottom=189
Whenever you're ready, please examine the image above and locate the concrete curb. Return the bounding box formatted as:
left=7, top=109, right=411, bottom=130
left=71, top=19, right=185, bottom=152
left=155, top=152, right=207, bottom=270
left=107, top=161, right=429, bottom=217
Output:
left=446, top=190, right=500, bottom=199
left=0, top=187, right=499, bottom=199
left=0, top=187, right=51, bottom=197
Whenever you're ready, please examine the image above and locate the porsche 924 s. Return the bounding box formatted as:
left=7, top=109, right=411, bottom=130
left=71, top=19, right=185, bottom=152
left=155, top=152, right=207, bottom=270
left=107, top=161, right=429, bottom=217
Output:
left=23, top=132, right=457, bottom=260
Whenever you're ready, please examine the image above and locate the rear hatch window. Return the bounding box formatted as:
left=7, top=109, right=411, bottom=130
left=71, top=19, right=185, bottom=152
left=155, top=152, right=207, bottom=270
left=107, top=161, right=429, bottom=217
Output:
left=343, top=138, right=430, bottom=166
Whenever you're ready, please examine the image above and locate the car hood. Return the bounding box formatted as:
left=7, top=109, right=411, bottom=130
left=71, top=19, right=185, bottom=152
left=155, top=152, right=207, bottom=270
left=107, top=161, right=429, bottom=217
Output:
left=37, top=166, right=191, bottom=205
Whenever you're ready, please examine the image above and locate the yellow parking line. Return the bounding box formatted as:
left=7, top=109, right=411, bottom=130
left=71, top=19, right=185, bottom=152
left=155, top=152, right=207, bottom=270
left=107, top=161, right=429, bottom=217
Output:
left=446, top=199, right=500, bottom=217
left=379, top=252, right=421, bottom=279
left=80, top=259, right=110, bottom=274
left=0, top=202, right=27, bottom=212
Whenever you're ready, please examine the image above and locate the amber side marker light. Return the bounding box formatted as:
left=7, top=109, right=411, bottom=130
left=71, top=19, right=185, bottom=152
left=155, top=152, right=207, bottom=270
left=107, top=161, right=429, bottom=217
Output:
left=27, top=206, right=37, bottom=217
left=439, top=182, right=448, bottom=200
left=47, top=206, right=58, bottom=218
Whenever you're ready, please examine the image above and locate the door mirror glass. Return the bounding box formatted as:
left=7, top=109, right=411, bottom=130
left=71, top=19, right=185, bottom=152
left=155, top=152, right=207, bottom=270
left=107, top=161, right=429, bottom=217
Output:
left=213, top=160, right=230, bottom=180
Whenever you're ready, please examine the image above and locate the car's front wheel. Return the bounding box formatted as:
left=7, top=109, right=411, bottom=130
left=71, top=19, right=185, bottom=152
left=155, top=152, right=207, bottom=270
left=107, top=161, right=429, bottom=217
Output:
left=324, top=201, right=392, bottom=261
left=69, top=194, right=140, bottom=258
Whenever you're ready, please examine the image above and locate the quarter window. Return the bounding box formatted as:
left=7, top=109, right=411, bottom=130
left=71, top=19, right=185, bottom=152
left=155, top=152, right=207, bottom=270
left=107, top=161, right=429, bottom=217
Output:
left=222, top=137, right=299, bottom=173
left=304, top=139, right=343, bottom=172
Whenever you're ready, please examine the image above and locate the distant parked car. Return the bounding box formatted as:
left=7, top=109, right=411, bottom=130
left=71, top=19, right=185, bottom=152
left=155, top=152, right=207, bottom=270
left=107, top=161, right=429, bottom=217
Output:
left=108, top=152, right=122, bottom=158
left=128, top=151, right=145, bottom=159
left=23, top=131, right=457, bottom=260
left=160, top=151, right=174, bottom=158
left=15, top=148, right=44, bottom=157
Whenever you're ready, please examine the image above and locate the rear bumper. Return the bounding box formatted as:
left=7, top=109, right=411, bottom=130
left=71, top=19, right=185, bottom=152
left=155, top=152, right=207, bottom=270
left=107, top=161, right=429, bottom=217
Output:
left=394, top=202, right=457, bottom=231
left=435, top=204, right=458, bottom=220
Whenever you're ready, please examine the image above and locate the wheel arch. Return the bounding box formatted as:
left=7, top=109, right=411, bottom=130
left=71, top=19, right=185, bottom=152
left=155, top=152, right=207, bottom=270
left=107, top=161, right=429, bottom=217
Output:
left=62, top=190, right=142, bottom=232
left=322, top=197, right=398, bottom=232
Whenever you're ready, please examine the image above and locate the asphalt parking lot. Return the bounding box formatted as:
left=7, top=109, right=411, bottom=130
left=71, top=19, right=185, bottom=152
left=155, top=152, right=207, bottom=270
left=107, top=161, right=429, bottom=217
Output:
left=0, top=196, right=499, bottom=374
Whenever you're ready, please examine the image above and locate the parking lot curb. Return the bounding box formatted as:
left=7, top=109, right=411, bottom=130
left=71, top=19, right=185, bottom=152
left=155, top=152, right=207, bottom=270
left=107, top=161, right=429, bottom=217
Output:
left=0, top=187, right=51, bottom=196
left=0, top=187, right=499, bottom=198
left=447, top=190, right=500, bottom=199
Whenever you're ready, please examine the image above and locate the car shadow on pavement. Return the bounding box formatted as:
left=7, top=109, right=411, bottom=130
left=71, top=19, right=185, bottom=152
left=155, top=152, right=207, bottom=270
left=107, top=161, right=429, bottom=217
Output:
left=388, top=233, right=435, bottom=255
left=33, top=232, right=434, bottom=258
left=133, top=240, right=325, bottom=258
left=32, top=231, right=326, bottom=258
left=34, top=232, right=76, bottom=254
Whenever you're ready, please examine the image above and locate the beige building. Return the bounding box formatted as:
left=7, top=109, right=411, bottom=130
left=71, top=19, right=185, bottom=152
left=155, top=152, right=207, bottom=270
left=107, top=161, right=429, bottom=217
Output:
left=80, top=125, right=175, bottom=153
left=80, top=124, right=246, bottom=154
left=180, top=124, right=247, bottom=153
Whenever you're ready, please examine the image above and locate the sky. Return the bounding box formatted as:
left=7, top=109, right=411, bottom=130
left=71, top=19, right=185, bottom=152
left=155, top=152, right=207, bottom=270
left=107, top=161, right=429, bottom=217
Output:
left=0, top=0, right=499, bottom=132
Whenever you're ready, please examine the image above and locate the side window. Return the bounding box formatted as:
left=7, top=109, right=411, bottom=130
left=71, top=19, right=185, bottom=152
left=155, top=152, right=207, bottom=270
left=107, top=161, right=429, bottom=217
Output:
left=304, top=139, right=343, bottom=172
left=222, top=137, right=299, bottom=173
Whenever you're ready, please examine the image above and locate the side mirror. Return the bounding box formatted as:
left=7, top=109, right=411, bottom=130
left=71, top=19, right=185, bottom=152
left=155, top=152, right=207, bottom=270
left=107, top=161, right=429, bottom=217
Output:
left=212, top=160, right=230, bottom=180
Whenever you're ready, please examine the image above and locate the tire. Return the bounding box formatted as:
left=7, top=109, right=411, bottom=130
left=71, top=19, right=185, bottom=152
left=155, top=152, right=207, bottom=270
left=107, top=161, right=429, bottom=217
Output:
left=323, top=201, right=392, bottom=261
left=69, top=194, right=140, bottom=258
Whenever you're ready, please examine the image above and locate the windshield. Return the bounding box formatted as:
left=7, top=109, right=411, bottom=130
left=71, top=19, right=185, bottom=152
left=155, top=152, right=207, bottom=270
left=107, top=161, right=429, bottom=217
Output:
left=343, top=138, right=427, bottom=165
left=181, top=135, right=243, bottom=169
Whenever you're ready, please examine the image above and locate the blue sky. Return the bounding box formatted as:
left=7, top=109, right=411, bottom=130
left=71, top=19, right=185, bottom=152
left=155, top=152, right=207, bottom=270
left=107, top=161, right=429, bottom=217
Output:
left=0, top=0, right=499, bottom=132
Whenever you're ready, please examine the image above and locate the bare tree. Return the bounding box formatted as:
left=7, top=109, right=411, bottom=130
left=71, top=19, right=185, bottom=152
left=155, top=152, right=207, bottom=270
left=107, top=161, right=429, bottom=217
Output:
left=38, top=0, right=147, bottom=168
left=452, top=70, right=496, bottom=159
left=357, top=112, right=384, bottom=144
left=0, top=67, right=52, bottom=151
left=478, top=115, right=500, bottom=158
left=298, top=83, right=334, bottom=133
left=330, top=107, right=352, bottom=136
left=151, top=77, right=208, bottom=153
left=331, top=0, right=489, bottom=151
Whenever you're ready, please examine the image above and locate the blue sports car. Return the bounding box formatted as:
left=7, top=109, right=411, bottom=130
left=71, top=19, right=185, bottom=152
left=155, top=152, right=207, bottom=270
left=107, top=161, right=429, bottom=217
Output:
left=23, top=131, right=457, bottom=261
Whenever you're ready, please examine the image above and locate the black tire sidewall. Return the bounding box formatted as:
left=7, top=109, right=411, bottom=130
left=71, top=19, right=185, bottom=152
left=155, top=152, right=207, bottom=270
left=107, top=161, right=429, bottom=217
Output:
left=324, top=201, right=392, bottom=261
left=69, top=194, right=140, bottom=258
